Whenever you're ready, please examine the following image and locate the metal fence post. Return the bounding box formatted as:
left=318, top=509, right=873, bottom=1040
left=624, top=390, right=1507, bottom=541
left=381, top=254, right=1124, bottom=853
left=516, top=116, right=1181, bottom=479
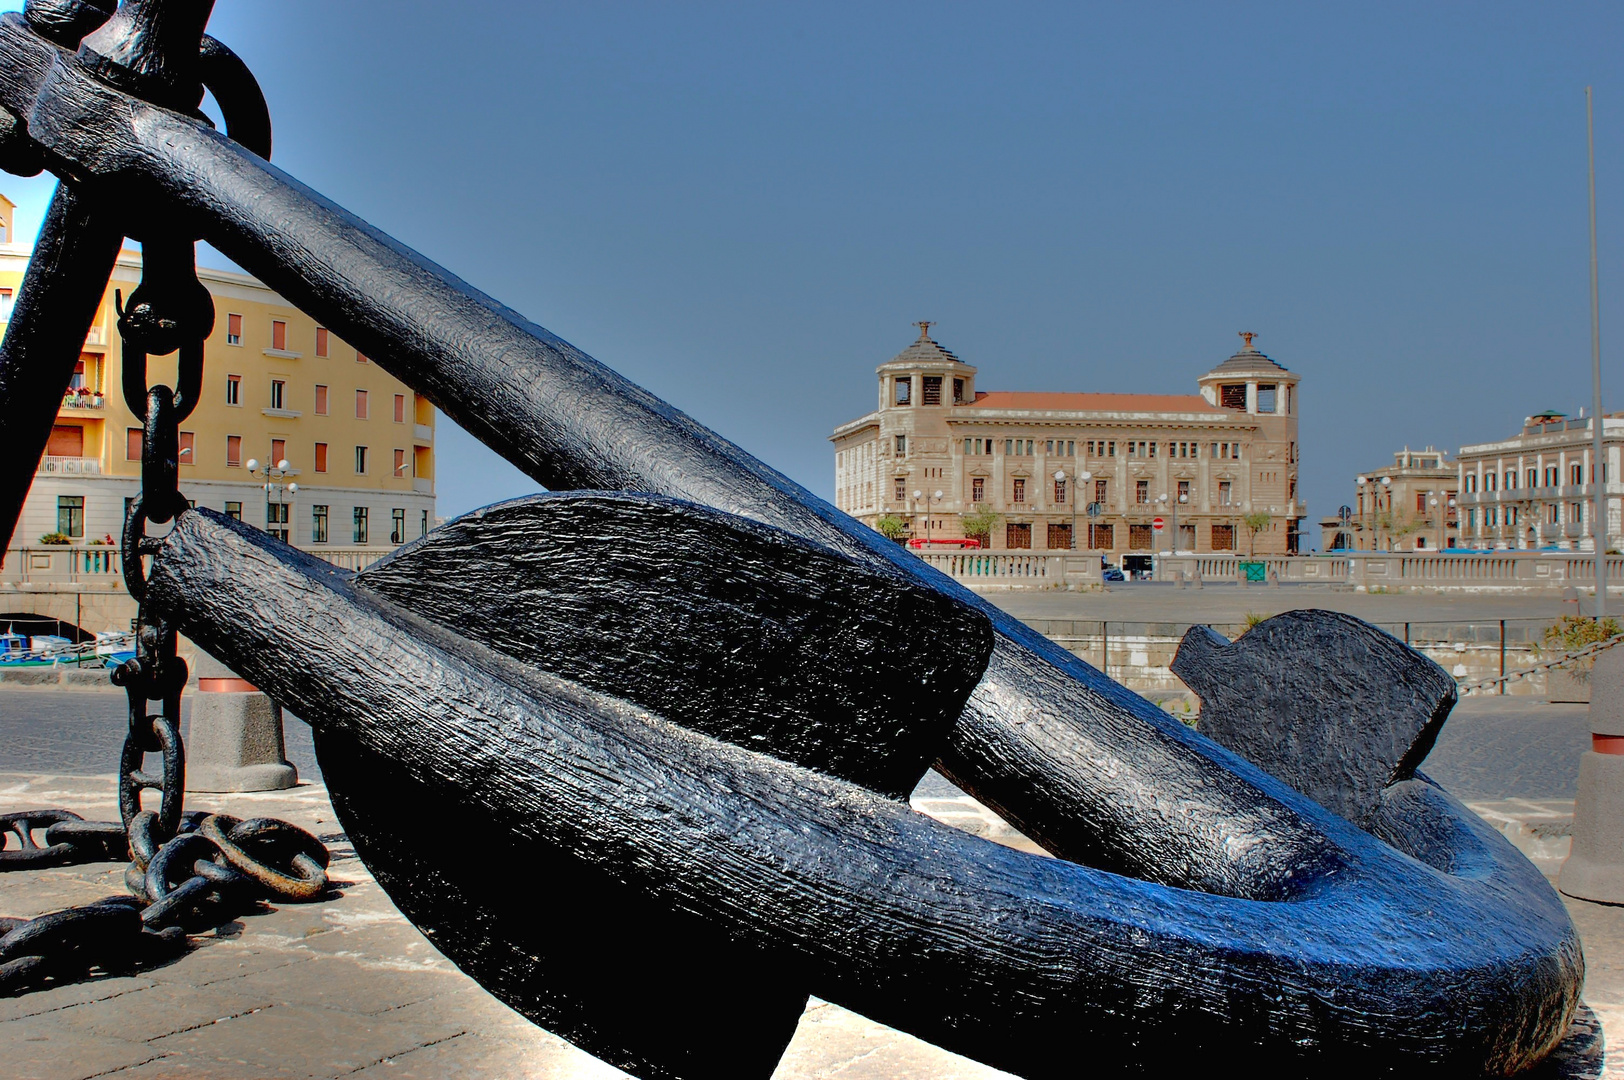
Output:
left=1500, top=619, right=1507, bottom=695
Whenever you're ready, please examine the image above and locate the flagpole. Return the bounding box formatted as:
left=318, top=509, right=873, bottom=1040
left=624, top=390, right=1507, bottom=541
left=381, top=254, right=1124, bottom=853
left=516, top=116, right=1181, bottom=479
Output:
left=1589, top=86, right=1608, bottom=618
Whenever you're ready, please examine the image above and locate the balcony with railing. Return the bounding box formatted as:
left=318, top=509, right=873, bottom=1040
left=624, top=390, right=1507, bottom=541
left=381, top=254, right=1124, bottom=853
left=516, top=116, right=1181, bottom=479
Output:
left=36, top=457, right=102, bottom=476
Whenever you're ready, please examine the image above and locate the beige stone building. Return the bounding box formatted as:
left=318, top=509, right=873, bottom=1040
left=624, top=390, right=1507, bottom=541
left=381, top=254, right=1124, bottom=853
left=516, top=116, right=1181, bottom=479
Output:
left=1456, top=410, right=1624, bottom=551
left=831, top=326, right=1305, bottom=559
left=1337, top=447, right=1459, bottom=551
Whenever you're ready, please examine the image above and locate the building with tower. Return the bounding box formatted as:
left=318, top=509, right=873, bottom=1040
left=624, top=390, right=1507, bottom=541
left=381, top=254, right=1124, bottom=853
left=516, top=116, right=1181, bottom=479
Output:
left=830, top=326, right=1305, bottom=558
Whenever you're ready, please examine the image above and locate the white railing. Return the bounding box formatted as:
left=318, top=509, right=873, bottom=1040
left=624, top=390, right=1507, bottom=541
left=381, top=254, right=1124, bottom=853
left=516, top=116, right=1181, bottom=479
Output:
left=2, top=544, right=397, bottom=584
left=917, top=551, right=1099, bottom=587
left=1151, top=550, right=1624, bottom=591
left=36, top=456, right=102, bottom=475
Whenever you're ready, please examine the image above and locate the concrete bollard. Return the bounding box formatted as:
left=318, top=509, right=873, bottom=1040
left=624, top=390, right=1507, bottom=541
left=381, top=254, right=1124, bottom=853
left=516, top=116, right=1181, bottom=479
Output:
left=1174, top=570, right=1185, bottom=589
left=1559, top=646, right=1624, bottom=902
left=1191, top=567, right=1203, bottom=590
left=186, top=650, right=298, bottom=793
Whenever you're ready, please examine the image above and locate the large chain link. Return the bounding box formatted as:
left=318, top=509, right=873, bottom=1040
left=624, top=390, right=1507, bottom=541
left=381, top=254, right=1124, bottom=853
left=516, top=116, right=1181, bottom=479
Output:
left=0, top=237, right=332, bottom=997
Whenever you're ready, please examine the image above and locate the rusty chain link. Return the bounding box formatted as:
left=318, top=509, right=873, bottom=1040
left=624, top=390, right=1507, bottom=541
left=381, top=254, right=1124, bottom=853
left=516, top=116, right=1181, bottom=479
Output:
left=0, top=237, right=332, bottom=997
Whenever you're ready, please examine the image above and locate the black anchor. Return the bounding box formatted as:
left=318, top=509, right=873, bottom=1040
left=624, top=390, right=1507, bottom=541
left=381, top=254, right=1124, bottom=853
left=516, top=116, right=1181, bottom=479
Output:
left=0, top=3, right=1590, bottom=1077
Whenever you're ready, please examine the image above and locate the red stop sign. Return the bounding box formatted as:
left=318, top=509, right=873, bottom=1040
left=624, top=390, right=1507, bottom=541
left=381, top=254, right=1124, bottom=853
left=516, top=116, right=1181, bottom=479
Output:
left=1152, top=517, right=1165, bottom=530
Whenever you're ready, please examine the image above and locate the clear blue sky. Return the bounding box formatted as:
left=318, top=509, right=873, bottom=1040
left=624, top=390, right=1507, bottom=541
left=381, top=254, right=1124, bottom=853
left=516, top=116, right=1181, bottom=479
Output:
left=4, top=2, right=1622, bottom=531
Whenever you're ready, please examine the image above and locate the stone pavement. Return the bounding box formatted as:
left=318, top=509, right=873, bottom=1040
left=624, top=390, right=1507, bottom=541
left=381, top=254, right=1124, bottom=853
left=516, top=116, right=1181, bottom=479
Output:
left=1, top=686, right=1620, bottom=1078
left=0, top=772, right=1018, bottom=1080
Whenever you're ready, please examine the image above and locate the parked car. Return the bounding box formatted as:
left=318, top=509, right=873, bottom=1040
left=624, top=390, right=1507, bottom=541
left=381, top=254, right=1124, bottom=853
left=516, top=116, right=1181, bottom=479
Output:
left=1102, top=567, right=1126, bottom=582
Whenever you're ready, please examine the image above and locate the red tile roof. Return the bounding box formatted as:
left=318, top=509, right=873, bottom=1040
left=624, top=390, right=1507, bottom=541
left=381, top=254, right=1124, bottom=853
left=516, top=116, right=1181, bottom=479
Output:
left=967, top=391, right=1223, bottom=414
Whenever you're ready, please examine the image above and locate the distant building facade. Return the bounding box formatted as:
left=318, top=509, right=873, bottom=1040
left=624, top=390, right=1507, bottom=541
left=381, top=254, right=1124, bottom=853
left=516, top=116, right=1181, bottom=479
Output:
left=7, top=191, right=436, bottom=553
left=1456, top=410, right=1624, bottom=552
left=830, top=326, right=1305, bottom=556
left=1340, top=447, right=1459, bottom=551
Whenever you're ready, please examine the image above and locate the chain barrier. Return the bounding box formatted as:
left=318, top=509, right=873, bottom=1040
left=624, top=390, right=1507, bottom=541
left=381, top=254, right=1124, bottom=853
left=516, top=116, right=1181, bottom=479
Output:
left=0, top=238, right=333, bottom=997
left=1458, top=632, right=1624, bottom=695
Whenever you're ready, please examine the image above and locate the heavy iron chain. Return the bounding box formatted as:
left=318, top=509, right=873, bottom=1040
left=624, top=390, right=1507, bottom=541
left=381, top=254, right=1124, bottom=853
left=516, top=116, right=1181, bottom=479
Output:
left=0, top=237, right=332, bottom=996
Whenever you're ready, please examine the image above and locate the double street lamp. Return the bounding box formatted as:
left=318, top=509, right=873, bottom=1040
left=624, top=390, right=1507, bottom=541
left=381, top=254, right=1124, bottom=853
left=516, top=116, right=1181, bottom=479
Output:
left=1156, top=490, right=1189, bottom=555
left=912, top=488, right=943, bottom=543
left=247, top=457, right=297, bottom=541
left=1054, top=468, right=1091, bottom=549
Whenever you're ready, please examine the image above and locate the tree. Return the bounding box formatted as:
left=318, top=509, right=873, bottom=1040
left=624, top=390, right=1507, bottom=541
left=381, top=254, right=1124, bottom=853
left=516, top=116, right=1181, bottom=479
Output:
left=1242, top=511, right=1272, bottom=557
left=960, top=506, right=1001, bottom=548
left=874, top=514, right=907, bottom=542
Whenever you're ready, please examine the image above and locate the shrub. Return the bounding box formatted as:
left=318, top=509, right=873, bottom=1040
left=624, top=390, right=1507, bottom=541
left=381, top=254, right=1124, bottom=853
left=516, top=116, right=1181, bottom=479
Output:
left=1540, top=615, right=1624, bottom=683
left=37, top=532, right=71, bottom=545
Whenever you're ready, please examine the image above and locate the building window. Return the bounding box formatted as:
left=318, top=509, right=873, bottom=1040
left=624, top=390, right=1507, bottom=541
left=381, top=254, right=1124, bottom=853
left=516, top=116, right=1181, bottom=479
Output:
left=353, top=506, right=369, bottom=544
left=895, top=434, right=907, bottom=456
left=1572, top=462, right=1585, bottom=485
left=421, top=510, right=430, bottom=537
left=224, top=501, right=242, bottom=521
left=1257, top=384, right=1277, bottom=413
left=271, top=438, right=286, bottom=466
left=315, top=384, right=328, bottom=415
left=894, top=478, right=906, bottom=502
left=391, top=508, right=406, bottom=544
left=56, top=496, right=83, bottom=538
left=1048, top=523, right=1073, bottom=550
left=1135, top=480, right=1149, bottom=504
left=1219, top=481, right=1232, bottom=506
left=1526, top=468, right=1537, bottom=489
left=394, top=393, right=406, bottom=423
left=315, top=327, right=329, bottom=357
left=126, top=427, right=142, bottom=461
left=1507, top=506, right=1518, bottom=526
left=355, top=446, right=368, bottom=474
left=315, top=442, right=328, bottom=473
left=226, top=435, right=242, bottom=467
left=47, top=424, right=83, bottom=457
left=270, top=379, right=286, bottom=410
left=1211, top=524, right=1235, bottom=550
left=953, top=378, right=965, bottom=404
left=1417, top=493, right=1427, bottom=513
left=226, top=313, right=242, bottom=345
left=271, top=319, right=287, bottom=351
left=894, top=377, right=911, bottom=406
left=0, top=288, right=13, bottom=321
left=1088, top=523, right=1114, bottom=550
left=1486, top=507, right=1497, bottom=527
left=1094, top=479, right=1107, bottom=504
left=1572, top=502, right=1585, bottom=523
left=1467, top=508, right=1477, bottom=529
left=1054, top=479, right=1067, bottom=503
left=1129, top=524, right=1153, bottom=549
left=922, top=376, right=942, bottom=405
left=311, top=504, right=329, bottom=544
left=266, top=500, right=289, bottom=542
left=1544, top=465, right=1558, bottom=487
left=394, top=448, right=407, bottom=477
left=355, top=389, right=369, bottom=419
left=1177, top=479, right=1190, bottom=501
left=226, top=374, right=240, bottom=405
left=1219, top=384, right=1247, bottom=410
left=1006, top=523, right=1032, bottom=549
left=1012, top=478, right=1026, bottom=503
left=972, top=477, right=985, bottom=503
left=178, top=431, right=194, bottom=465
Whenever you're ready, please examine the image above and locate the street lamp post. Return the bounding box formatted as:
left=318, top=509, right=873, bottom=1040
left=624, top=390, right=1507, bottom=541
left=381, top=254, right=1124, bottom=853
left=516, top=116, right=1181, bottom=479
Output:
left=247, top=457, right=298, bottom=542
left=1428, top=494, right=1439, bottom=550
left=913, top=488, right=942, bottom=543
left=1381, top=476, right=1393, bottom=550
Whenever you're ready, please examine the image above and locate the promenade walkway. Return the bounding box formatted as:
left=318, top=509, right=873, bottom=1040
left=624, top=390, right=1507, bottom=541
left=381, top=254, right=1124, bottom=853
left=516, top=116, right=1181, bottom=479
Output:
left=1, top=687, right=1618, bottom=1079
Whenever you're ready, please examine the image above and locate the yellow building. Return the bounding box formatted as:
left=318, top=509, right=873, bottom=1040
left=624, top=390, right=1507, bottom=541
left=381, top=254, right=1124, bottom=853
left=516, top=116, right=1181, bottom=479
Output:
left=5, top=195, right=436, bottom=552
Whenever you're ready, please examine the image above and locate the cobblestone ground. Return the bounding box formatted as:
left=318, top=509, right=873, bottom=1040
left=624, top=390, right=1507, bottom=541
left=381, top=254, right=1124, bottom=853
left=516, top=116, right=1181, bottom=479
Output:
left=0, top=688, right=1618, bottom=1078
